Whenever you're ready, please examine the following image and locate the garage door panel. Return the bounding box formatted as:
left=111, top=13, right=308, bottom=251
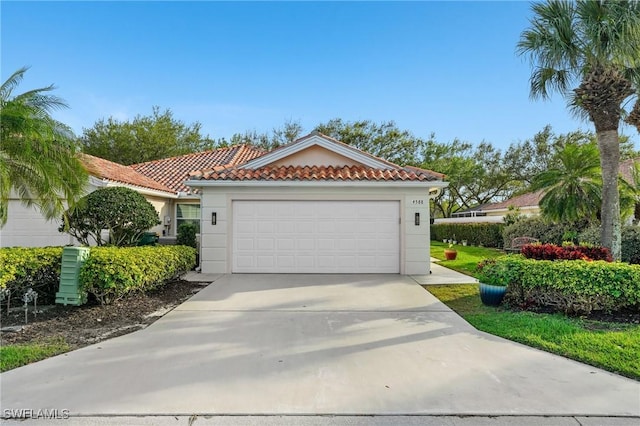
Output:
left=236, top=239, right=254, bottom=250
left=257, top=256, right=275, bottom=268
left=257, top=238, right=274, bottom=250
left=358, top=256, right=376, bottom=267
left=317, top=239, right=334, bottom=250
left=235, top=256, right=253, bottom=268
left=277, top=239, right=295, bottom=250
left=277, top=256, right=295, bottom=267
left=232, top=201, right=399, bottom=273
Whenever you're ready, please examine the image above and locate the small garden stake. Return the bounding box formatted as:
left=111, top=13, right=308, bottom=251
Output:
left=22, top=288, right=37, bottom=325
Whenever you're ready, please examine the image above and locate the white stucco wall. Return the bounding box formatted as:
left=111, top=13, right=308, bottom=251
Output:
left=1, top=188, right=177, bottom=248
left=198, top=185, right=433, bottom=275
left=0, top=201, right=76, bottom=248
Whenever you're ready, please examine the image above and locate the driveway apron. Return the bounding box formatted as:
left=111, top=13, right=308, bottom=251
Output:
left=1, top=274, right=639, bottom=416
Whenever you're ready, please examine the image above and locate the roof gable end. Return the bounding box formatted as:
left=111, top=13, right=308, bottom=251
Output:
left=239, top=132, right=396, bottom=170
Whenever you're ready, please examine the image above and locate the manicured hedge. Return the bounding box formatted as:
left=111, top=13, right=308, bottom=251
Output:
left=502, top=217, right=584, bottom=248
left=495, top=256, right=640, bottom=314
left=80, top=245, right=196, bottom=304
left=431, top=223, right=504, bottom=248
left=0, top=247, right=63, bottom=306
left=0, top=245, right=196, bottom=308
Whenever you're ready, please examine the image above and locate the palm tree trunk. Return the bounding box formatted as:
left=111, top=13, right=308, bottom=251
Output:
left=597, top=129, right=622, bottom=260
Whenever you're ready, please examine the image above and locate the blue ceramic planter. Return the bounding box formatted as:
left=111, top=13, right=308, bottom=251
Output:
left=479, top=283, right=507, bottom=306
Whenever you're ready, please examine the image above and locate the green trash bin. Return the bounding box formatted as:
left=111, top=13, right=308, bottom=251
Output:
left=55, top=246, right=90, bottom=306
left=138, top=232, right=159, bottom=246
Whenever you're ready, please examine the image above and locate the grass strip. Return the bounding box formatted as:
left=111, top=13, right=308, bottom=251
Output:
left=0, top=338, right=71, bottom=372
left=427, top=284, right=640, bottom=380
left=430, top=241, right=504, bottom=276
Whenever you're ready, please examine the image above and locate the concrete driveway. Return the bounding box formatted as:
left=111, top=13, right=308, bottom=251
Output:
left=1, top=274, right=639, bottom=418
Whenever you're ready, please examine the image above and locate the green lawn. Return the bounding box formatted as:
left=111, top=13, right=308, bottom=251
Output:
left=0, top=339, right=70, bottom=372
left=427, top=284, right=640, bottom=380
left=430, top=241, right=504, bottom=276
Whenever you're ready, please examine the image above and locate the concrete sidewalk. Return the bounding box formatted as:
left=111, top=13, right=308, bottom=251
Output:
left=5, top=415, right=640, bottom=425
left=1, top=274, right=638, bottom=421
left=411, top=257, right=478, bottom=285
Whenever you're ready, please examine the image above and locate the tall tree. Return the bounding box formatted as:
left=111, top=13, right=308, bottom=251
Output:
left=420, top=136, right=520, bottom=218
left=222, top=119, right=303, bottom=151
left=314, top=118, right=425, bottom=166
left=518, top=0, right=640, bottom=260
left=0, top=67, right=87, bottom=226
left=81, top=106, right=212, bottom=165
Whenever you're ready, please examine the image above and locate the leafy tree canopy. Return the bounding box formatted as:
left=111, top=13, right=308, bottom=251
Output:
left=217, top=119, right=303, bottom=151
left=314, top=118, right=425, bottom=166
left=80, top=106, right=213, bottom=165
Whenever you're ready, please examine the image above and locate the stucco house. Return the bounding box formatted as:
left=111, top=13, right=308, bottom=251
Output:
left=435, top=190, right=545, bottom=224
left=0, top=145, right=264, bottom=247
left=186, top=132, right=447, bottom=275
left=2, top=132, right=447, bottom=275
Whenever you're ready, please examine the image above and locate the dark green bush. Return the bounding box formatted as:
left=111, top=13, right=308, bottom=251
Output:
left=496, top=256, right=640, bottom=314
left=79, top=245, right=196, bottom=304
left=60, top=187, right=160, bottom=247
left=0, top=247, right=63, bottom=307
left=176, top=222, right=198, bottom=249
left=578, top=225, right=640, bottom=264
left=431, top=223, right=504, bottom=247
left=622, top=227, right=640, bottom=265
left=502, top=217, right=588, bottom=248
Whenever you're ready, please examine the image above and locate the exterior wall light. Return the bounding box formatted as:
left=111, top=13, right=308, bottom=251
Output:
left=415, top=212, right=420, bottom=226
left=212, top=212, right=217, bottom=225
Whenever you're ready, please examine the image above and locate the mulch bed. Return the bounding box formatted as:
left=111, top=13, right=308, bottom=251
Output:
left=0, top=280, right=206, bottom=348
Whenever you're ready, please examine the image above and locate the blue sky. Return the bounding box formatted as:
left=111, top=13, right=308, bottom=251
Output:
left=2, top=1, right=638, bottom=151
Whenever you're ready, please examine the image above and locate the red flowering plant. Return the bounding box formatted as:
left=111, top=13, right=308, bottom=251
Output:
left=521, top=243, right=612, bottom=262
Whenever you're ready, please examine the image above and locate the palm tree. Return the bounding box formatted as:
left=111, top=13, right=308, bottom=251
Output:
left=0, top=67, right=87, bottom=226
left=518, top=0, right=640, bottom=260
left=531, top=143, right=603, bottom=222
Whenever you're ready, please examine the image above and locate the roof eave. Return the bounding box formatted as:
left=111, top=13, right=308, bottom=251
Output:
left=186, top=179, right=449, bottom=188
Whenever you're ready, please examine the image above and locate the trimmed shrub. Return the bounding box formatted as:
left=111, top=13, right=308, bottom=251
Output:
left=61, top=187, right=160, bottom=247
left=176, top=222, right=198, bottom=249
left=502, top=217, right=588, bottom=248
left=578, top=225, right=640, bottom=264
left=430, top=223, right=504, bottom=247
left=521, top=243, right=612, bottom=262
left=79, top=245, right=196, bottom=304
left=0, top=247, right=63, bottom=307
left=497, top=256, right=640, bottom=314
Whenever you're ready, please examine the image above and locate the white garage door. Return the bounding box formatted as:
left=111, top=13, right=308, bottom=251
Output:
left=233, top=200, right=400, bottom=273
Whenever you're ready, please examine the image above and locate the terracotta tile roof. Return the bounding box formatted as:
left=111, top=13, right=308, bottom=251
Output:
left=619, top=158, right=639, bottom=185
left=80, top=154, right=174, bottom=193
left=481, top=190, right=545, bottom=211
left=191, top=164, right=443, bottom=182
left=130, top=145, right=266, bottom=193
